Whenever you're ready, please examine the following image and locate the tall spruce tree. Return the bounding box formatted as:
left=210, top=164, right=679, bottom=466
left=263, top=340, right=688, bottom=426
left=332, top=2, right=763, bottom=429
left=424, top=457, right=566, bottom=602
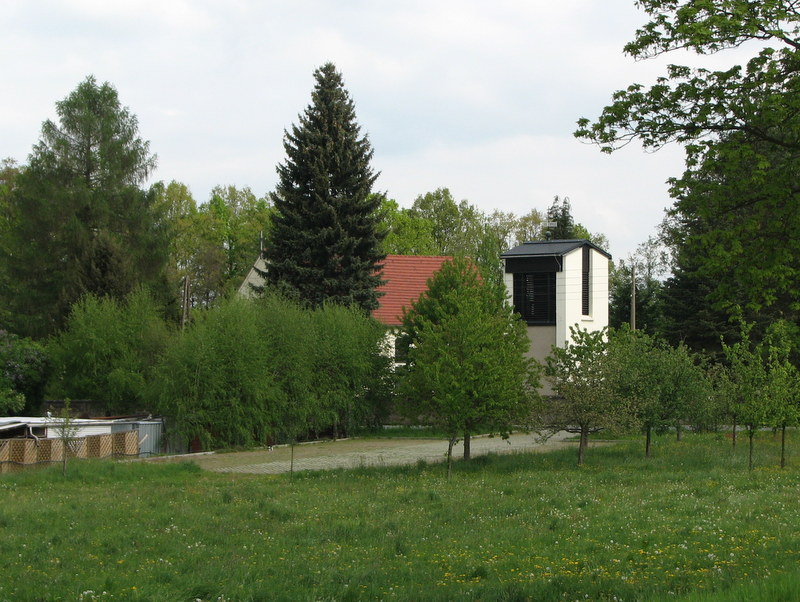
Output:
left=265, top=63, right=385, bottom=311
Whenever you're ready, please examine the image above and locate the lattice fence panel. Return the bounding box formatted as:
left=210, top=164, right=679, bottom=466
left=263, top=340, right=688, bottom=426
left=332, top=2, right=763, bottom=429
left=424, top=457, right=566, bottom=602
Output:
left=0, top=431, right=140, bottom=473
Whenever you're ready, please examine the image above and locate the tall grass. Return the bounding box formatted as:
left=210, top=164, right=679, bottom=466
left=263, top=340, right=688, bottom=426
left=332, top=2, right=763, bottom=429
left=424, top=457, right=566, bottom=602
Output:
left=1, top=432, right=799, bottom=600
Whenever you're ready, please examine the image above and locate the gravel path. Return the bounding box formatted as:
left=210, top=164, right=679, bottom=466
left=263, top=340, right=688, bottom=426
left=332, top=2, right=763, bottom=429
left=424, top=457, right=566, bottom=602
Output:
left=171, top=431, right=579, bottom=474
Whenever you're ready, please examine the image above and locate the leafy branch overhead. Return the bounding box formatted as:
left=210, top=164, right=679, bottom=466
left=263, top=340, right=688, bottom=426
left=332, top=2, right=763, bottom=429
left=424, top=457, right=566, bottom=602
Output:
left=578, top=1, right=800, bottom=346
left=575, top=0, right=800, bottom=158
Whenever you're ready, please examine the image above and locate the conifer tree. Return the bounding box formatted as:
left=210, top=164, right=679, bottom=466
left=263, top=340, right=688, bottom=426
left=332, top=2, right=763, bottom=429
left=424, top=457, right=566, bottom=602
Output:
left=265, top=63, right=385, bottom=311
left=4, top=77, right=170, bottom=338
left=545, top=196, right=577, bottom=240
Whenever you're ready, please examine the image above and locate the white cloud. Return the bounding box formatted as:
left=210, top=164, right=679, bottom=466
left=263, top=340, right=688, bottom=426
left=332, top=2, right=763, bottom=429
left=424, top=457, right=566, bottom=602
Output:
left=375, top=134, right=685, bottom=259
left=3, top=0, right=701, bottom=259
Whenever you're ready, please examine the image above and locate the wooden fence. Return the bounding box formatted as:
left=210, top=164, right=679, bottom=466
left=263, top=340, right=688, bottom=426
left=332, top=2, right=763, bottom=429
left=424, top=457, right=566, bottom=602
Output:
left=0, top=431, right=139, bottom=473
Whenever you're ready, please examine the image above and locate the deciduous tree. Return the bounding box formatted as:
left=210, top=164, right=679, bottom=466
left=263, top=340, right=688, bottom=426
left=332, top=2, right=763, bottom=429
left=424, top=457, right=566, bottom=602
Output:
left=48, top=288, right=171, bottom=414
left=609, top=237, right=669, bottom=334
left=0, top=330, right=48, bottom=415
left=663, top=131, right=800, bottom=329
left=312, top=303, right=391, bottom=438
left=151, top=296, right=280, bottom=450
left=578, top=1, right=800, bottom=351
left=718, top=320, right=793, bottom=470
left=379, top=197, right=438, bottom=256
left=576, top=0, right=800, bottom=157
left=608, top=327, right=709, bottom=456
left=545, top=327, right=632, bottom=465
left=398, top=258, right=539, bottom=475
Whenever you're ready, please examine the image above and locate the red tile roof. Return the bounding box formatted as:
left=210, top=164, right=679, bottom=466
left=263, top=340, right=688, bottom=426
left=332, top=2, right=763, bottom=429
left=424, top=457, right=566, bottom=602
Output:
left=372, top=255, right=452, bottom=326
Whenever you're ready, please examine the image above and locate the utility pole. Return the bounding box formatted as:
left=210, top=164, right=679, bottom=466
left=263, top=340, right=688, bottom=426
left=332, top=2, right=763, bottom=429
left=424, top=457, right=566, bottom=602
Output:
left=181, top=275, right=191, bottom=330
left=630, top=263, right=636, bottom=331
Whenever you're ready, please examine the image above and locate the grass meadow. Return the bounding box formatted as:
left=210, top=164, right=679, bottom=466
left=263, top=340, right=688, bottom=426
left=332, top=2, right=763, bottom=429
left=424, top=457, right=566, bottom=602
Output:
left=1, top=432, right=800, bottom=601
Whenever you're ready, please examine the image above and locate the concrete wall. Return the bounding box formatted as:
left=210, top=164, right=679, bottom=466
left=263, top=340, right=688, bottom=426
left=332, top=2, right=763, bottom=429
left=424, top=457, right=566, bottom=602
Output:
left=558, top=247, right=609, bottom=348
left=526, top=325, right=556, bottom=395
left=589, top=248, right=610, bottom=331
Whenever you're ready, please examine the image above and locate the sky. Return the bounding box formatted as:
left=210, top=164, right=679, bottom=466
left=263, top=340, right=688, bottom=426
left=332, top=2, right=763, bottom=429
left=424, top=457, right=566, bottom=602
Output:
left=2, top=0, right=702, bottom=260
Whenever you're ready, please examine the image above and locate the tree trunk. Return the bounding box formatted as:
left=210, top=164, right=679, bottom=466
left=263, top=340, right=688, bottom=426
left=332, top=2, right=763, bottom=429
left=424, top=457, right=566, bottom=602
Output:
left=181, top=275, right=191, bottom=330
left=447, top=437, right=457, bottom=480
left=676, top=422, right=683, bottom=441
left=578, top=426, right=588, bottom=466
left=781, top=423, right=787, bottom=469
left=645, top=425, right=652, bottom=458
left=463, top=431, right=471, bottom=460
left=748, top=426, right=755, bottom=471
left=732, top=415, right=737, bottom=449
left=290, top=442, right=295, bottom=475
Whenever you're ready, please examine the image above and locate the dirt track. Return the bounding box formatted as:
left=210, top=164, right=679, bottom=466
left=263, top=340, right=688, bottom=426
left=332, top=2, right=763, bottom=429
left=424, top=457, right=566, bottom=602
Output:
left=163, top=431, right=584, bottom=474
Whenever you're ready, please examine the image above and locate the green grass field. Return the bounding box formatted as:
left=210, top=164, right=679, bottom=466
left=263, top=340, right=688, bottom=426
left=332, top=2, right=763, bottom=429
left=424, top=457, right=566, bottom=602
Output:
left=2, top=432, right=800, bottom=601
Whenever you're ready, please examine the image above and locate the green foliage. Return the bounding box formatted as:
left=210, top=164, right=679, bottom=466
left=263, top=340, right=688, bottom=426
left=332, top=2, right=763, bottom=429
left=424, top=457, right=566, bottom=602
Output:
left=398, top=257, right=540, bottom=464
left=608, top=237, right=669, bottom=334
left=48, top=288, right=171, bottom=414
left=3, top=77, right=171, bottom=338
left=0, top=330, right=48, bottom=415
left=379, top=197, right=438, bottom=255
left=406, top=189, right=528, bottom=283
left=380, top=189, right=607, bottom=286
left=763, top=321, right=800, bottom=431
left=608, top=260, right=663, bottom=334
left=718, top=319, right=800, bottom=468
left=545, top=195, right=576, bottom=239
left=265, top=63, right=386, bottom=311
left=312, top=303, right=392, bottom=437
left=607, top=326, right=711, bottom=454
left=151, top=292, right=390, bottom=450
left=664, top=129, right=800, bottom=333
left=52, top=400, right=80, bottom=476
left=579, top=1, right=800, bottom=355
left=545, top=326, right=631, bottom=465
left=152, top=296, right=281, bottom=449
left=576, top=0, right=800, bottom=156
left=658, top=248, right=737, bottom=359
left=203, top=185, right=272, bottom=290
left=606, top=328, right=662, bottom=432
left=150, top=179, right=199, bottom=300
left=4, top=435, right=800, bottom=599
left=151, top=181, right=273, bottom=309
left=513, top=207, right=546, bottom=244
left=253, top=293, right=318, bottom=444
left=719, top=323, right=774, bottom=429
left=0, top=384, right=24, bottom=415
left=409, top=188, right=485, bottom=256
left=0, top=158, right=20, bottom=329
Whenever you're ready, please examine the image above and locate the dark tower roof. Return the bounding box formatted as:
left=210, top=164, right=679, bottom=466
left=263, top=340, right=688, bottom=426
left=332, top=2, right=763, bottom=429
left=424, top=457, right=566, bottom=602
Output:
left=501, top=239, right=611, bottom=260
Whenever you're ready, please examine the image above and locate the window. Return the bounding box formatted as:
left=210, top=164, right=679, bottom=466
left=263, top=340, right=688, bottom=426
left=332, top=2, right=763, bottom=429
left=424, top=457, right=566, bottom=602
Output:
left=582, top=246, right=590, bottom=316
left=513, top=272, right=556, bottom=325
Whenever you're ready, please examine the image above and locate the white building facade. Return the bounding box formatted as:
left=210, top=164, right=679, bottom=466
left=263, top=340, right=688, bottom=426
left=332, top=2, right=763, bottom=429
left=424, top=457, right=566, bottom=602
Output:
left=501, top=240, right=610, bottom=389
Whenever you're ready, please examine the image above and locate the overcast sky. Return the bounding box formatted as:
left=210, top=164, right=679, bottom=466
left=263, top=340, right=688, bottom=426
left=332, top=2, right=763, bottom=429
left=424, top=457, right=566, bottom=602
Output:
left=3, top=0, right=700, bottom=260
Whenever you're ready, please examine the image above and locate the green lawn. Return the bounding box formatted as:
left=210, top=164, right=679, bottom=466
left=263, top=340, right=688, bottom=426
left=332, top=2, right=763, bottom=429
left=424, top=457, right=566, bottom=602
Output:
left=2, top=432, right=800, bottom=601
